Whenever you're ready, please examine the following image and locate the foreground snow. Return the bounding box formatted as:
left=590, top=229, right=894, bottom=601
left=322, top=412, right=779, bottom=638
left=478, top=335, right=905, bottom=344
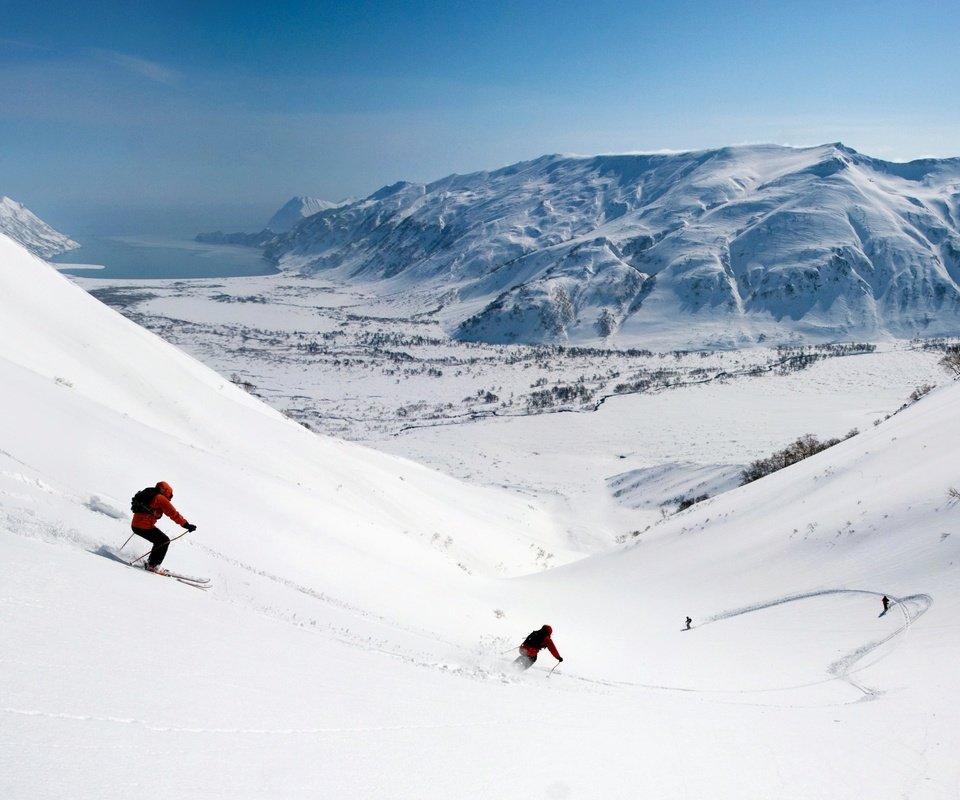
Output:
left=3, top=233, right=960, bottom=799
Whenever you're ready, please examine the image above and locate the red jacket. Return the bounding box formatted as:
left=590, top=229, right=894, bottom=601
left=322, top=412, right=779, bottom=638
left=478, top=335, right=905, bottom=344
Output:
left=132, top=493, right=188, bottom=530
left=520, top=635, right=561, bottom=660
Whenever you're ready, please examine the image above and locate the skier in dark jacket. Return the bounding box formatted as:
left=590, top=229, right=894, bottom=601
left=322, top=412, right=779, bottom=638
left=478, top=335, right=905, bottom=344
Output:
left=130, top=481, right=196, bottom=574
left=881, top=595, right=890, bottom=613
left=514, top=624, right=562, bottom=670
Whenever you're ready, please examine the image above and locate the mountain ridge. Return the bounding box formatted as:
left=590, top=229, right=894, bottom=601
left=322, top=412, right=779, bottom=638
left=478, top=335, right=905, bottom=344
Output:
left=0, top=196, right=79, bottom=258
left=264, top=143, right=960, bottom=348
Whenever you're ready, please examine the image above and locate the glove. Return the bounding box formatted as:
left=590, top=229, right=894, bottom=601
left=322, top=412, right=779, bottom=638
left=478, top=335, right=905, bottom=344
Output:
left=558, top=657, right=564, bottom=663
left=184, top=523, right=197, bottom=532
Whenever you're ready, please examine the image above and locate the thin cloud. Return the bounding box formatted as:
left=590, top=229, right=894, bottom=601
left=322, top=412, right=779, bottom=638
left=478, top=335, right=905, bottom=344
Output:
left=0, top=37, right=45, bottom=51
left=93, top=49, right=180, bottom=85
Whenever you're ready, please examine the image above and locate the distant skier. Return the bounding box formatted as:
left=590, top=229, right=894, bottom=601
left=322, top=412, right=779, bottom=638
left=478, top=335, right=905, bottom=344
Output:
left=514, top=624, right=562, bottom=670
left=130, top=481, right=196, bottom=574
left=685, top=616, right=692, bottom=630
left=881, top=595, right=890, bottom=613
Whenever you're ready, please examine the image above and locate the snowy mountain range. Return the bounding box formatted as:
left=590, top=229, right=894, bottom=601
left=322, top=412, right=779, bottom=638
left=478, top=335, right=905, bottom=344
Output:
left=3, top=227, right=960, bottom=797
left=266, top=144, right=960, bottom=348
left=0, top=195, right=79, bottom=258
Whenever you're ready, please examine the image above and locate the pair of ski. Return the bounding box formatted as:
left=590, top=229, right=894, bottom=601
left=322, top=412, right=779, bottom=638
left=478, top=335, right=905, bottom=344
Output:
left=144, top=565, right=211, bottom=590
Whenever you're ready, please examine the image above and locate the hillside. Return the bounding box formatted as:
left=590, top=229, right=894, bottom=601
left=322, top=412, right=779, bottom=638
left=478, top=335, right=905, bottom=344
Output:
left=2, top=231, right=960, bottom=799
left=267, top=144, right=960, bottom=348
left=0, top=195, right=79, bottom=258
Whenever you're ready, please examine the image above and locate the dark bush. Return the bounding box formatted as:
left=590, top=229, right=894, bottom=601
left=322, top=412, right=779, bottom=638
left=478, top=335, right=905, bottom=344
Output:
left=677, top=494, right=709, bottom=512
left=741, top=430, right=858, bottom=485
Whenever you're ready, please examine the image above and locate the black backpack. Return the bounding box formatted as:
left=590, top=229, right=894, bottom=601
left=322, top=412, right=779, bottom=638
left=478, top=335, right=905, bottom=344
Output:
left=131, top=486, right=160, bottom=514
left=522, top=628, right=549, bottom=650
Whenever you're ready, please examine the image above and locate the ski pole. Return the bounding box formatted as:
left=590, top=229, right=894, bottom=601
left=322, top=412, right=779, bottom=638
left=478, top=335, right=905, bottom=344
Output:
left=128, top=529, right=192, bottom=566
left=119, top=532, right=136, bottom=551
left=547, top=661, right=561, bottom=676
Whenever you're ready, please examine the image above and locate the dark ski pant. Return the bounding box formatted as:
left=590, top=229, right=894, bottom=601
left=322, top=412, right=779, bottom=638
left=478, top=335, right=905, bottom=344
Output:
left=514, top=653, right=537, bottom=671
left=132, top=526, right=170, bottom=568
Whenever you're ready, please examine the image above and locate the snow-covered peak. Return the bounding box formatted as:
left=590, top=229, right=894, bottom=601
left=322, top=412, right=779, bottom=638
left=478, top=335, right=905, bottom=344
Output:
left=266, top=195, right=345, bottom=232
left=0, top=195, right=79, bottom=258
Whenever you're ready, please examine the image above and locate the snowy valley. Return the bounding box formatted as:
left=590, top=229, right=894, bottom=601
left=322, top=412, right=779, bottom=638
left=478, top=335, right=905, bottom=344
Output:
left=75, top=264, right=950, bottom=544
left=4, top=180, right=960, bottom=800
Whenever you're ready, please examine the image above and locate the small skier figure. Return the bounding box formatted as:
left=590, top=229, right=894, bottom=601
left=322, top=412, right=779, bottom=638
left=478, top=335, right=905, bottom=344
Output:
left=514, top=624, right=562, bottom=671
left=131, top=481, right=196, bottom=574
left=685, top=616, right=692, bottom=630
left=881, top=595, right=890, bottom=613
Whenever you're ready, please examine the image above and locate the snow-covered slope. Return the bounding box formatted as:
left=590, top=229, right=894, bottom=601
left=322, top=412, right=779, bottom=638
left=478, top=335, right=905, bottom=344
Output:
left=267, top=144, right=960, bottom=348
left=0, top=232, right=574, bottom=588
left=3, top=229, right=960, bottom=798
left=0, top=195, right=79, bottom=258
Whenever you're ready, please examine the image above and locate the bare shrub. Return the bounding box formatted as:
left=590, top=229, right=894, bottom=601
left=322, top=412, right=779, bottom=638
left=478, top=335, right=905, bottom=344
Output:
left=939, top=345, right=960, bottom=378
left=741, top=430, right=859, bottom=485
left=677, top=494, right=710, bottom=512
left=909, top=384, right=934, bottom=403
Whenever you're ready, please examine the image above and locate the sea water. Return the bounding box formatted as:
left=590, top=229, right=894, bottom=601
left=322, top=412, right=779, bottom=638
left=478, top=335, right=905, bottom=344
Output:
left=50, top=233, right=277, bottom=279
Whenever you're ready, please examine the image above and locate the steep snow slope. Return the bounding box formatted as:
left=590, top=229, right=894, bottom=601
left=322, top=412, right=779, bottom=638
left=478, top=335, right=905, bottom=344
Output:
left=267, top=144, right=960, bottom=348
left=2, top=231, right=960, bottom=798
left=0, top=196, right=79, bottom=258
left=0, top=232, right=574, bottom=589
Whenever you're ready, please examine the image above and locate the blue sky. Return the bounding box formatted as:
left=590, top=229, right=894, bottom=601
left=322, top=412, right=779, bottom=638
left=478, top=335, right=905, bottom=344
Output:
left=2, top=0, right=958, bottom=231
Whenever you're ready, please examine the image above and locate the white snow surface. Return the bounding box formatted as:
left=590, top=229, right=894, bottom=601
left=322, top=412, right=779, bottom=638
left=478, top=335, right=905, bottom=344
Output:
left=3, top=231, right=960, bottom=799
left=0, top=196, right=79, bottom=258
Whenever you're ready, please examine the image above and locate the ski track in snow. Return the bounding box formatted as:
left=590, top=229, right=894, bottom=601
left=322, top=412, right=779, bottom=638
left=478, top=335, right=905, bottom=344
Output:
left=559, top=589, right=933, bottom=705
left=0, top=706, right=497, bottom=736
left=12, top=512, right=937, bottom=708
left=703, top=589, right=933, bottom=700
left=0, top=451, right=938, bottom=712
left=187, top=541, right=457, bottom=657
left=3, top=488, right=936, bottom=709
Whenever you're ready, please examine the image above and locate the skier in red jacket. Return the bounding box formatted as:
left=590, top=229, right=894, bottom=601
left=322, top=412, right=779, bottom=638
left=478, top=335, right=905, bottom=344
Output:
left=514, top=625, right=562, bottom=671
left=130, top=481, right=196, bottom=574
